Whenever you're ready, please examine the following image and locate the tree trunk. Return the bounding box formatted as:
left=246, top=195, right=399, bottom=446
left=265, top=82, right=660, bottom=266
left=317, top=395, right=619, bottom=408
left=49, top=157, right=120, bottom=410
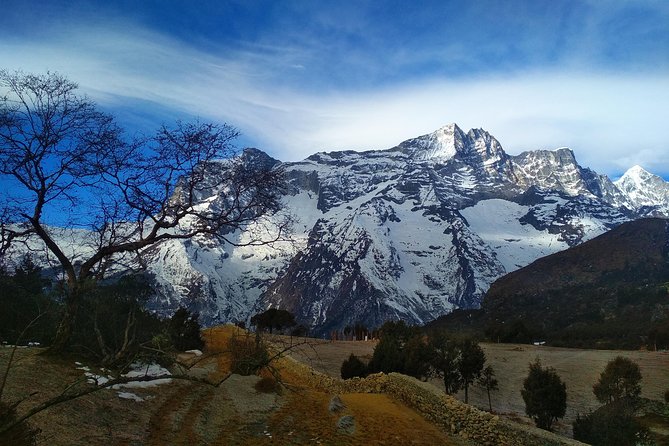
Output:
left=464, top=383, right=469, bottom=403
left=487, top=388, right=492, bottom=412
left=46, top=285, right=81, bottom=354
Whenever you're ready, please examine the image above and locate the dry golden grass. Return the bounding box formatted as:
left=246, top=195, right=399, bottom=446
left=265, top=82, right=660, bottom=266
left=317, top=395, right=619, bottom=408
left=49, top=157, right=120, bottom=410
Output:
left=200, top=324, right=246, bottom=375
left=239, top=390, right=461, bottom=446
left=0, top=348, right=168, bottom=445
left=193, top=326, right=464, bottom=445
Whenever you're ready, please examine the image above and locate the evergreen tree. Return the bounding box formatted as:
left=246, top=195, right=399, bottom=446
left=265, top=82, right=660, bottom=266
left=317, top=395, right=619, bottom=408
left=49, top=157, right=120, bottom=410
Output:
left=593, top=356, right=642, bottom=404
left=429, top=331, right=462, bottom=394
left=458, top=338, right=486, bottom=404
left=367, top=321, right=427, bottom=378
left=169, top=307, right=204, bottom=351
left=340, top=354, right=368, bottom=379
left=0, top=256, right=56, bottom=344
left=521, top=359, right=567, bottom=431
left=573, top=402, right=651, bottom=446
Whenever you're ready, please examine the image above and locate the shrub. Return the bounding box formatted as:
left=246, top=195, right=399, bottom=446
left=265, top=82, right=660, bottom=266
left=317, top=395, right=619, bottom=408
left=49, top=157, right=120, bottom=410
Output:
left=168, top=307, right=205, bottom=351
left=250, top=308, right=296, bottom=334
left=254, top=376, right=281, bottom=394
left=228, top=332, right=269, bottom=376
left=593, top=356, right=642, bottom=404
left=521, top=359, right=567, bottom=431
left=0, top=401, right=39, bottom=446
left=340, top=354, right=367, bottom=379
left=573, top=402, right=651, bottom=446
left=290, top=324, right=308, bottom=337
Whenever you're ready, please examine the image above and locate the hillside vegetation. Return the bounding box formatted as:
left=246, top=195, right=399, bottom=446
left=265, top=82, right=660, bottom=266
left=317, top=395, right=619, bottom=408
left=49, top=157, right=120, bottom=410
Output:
left=431, top=218, right=669, bottom=349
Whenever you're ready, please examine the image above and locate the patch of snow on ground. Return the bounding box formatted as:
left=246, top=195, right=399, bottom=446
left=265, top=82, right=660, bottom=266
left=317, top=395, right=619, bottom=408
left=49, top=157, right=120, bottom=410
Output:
left=75, top=361, right=172, bottom=402
left=117, top=391, right=144, bottom=402
left=118, top=362, right=172, bottom=388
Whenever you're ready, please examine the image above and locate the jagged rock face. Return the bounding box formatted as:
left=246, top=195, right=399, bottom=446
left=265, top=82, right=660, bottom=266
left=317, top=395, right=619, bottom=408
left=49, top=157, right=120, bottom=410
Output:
left=263, top=201, right=504, bottom=334
left=511, top=148, right=589, bottom=195
left=9, top=125, right=669, bottom=334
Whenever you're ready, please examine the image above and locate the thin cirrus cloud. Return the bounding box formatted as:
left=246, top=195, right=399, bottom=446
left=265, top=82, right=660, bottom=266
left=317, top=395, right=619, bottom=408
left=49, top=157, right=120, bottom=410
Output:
left=0, top=14, right=667, bottom=180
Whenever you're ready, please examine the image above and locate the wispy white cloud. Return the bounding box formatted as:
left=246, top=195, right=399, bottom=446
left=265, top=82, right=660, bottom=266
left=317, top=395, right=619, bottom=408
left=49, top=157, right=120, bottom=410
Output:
left=1, top=21, right=668, bottom=178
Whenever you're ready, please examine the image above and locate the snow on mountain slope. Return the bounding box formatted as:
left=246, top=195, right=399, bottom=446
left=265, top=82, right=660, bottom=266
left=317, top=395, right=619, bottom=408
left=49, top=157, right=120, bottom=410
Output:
left=142, top=187, right=321, bottom=325
left=402, top=123, right=465, bottom=161
left=461, top=199, right=568, bottom=272
left=262, top=193, right=504, bottom=333
left=257, top=124, right=653, bottom=334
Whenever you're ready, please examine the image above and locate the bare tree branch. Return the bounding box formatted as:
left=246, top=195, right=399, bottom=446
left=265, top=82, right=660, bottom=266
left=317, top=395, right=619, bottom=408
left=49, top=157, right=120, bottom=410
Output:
left=0, top=70, right=289, bottom=351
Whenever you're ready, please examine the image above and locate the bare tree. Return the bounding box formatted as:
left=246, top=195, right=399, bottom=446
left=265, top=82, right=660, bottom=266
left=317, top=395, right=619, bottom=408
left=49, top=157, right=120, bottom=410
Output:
left=477, top=365, right=498, bottom=412
left=0, top=70, right=288, bottom=352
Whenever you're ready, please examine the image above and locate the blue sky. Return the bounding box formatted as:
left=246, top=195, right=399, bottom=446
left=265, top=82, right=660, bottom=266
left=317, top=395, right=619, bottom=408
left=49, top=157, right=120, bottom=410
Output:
left=1, top=0, right=668, bottom=178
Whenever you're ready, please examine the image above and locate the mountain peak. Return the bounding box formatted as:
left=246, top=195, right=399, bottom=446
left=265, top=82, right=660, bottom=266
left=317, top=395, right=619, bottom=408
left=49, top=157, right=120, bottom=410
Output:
left=619, top=165, right=651, bottom=180
left=406, top=123, right=507, bottom=163
left=420, top=123, right=466, bottom=160
left=615, top=165, right=657, bottom=189
left=614, top=165, right=669, bottom=211
left=554, top=147, right=574, bottom=155
left=437, top=122, right=463, bottom=134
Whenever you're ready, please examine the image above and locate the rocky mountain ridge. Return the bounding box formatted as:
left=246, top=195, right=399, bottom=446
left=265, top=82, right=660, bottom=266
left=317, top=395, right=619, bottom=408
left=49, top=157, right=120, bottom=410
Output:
left=9, top=124, right=669, bottom=335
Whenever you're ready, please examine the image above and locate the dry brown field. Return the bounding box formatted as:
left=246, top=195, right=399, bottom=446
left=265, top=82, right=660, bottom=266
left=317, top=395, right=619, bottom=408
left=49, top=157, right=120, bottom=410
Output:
left=289, top=338, right=669, bottom=436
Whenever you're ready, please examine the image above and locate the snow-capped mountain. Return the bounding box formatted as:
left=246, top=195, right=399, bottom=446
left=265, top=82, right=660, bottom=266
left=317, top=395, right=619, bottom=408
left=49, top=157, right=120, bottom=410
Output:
left=8, top=124, right=668, bottom=335
left=614, top=165, right=669, bottom=216
left=138, top=124, right=667, bottom=335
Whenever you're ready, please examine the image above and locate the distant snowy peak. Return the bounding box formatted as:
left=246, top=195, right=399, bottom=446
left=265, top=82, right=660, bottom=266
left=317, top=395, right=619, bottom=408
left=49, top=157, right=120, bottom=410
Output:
left=615, top=165, right=669, bottom=211
left=401, top=123, right=466, bottom=161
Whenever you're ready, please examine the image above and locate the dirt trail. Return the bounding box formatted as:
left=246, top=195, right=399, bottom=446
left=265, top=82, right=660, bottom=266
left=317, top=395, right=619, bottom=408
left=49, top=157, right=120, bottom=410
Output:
left=146, top=366, right=282, bottom=445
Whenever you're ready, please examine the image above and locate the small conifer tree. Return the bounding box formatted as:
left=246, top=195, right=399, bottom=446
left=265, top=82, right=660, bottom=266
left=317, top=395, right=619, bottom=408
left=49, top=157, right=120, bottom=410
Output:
left=521, top=359, right=567, bottom=431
